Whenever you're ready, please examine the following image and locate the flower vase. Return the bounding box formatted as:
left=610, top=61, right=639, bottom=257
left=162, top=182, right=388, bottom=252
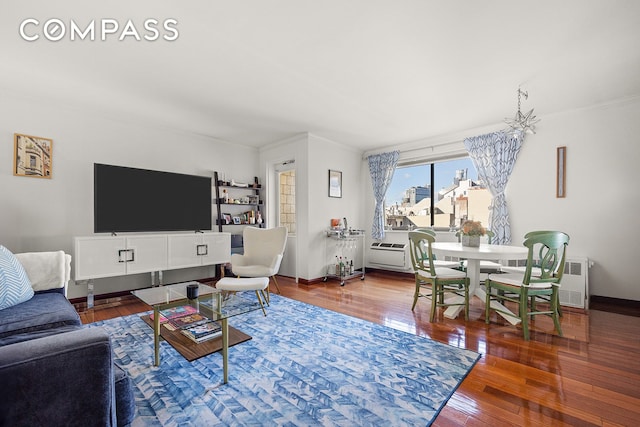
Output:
left=461, top=235, right=480, bottom=247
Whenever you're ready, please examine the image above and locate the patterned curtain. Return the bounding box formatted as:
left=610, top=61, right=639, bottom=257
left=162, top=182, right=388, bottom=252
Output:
left=464, top=130, right=523, bottom=245
left=368, top=151, right=400, bottom=240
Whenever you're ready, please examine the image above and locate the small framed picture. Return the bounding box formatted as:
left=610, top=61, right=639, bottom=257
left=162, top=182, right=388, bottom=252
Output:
left=232, top=216, right=241, bottom=225
left=328, top=170, right=342, bottom=198
left=556, top=146, right=566, bottom=198
left=14, top=133, right=53, bottom=178
left=223, top=213, right=232, bottom=224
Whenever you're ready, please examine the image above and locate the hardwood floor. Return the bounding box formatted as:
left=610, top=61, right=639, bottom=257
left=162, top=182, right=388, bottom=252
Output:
left=77, top=271, right=640, bottom=426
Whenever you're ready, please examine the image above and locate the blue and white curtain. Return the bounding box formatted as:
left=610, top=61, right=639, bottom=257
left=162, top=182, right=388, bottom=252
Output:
left=368, top=151, right=399, bottom=240
left=464, top=130, right=523, bottom=245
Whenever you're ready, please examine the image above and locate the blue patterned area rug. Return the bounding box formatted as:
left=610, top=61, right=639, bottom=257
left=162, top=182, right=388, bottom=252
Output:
left=88, top=295, right=480, bottom=426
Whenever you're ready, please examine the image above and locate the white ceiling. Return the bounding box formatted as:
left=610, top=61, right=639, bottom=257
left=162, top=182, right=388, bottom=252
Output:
left=2, top=1, right=640, bottom=151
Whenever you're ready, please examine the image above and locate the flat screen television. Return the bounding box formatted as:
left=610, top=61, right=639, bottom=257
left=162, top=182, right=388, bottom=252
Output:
left=94, top=163, right=212, bottom=233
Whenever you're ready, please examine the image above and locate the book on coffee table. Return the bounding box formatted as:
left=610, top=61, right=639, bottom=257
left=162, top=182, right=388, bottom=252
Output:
left=181, top=321, right=222, bottom=343
left=158, top=305, right=198, bottom=320
left=169, top=312, right=210, bottom=329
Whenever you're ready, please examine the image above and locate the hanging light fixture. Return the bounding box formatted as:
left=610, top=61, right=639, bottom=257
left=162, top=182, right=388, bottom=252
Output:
left=504, top=87, right=540, bottom=134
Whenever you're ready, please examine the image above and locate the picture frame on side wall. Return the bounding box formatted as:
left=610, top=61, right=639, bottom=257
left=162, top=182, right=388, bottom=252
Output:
left=13, top=133, right=53, bottom=178
left=557, top=146, right=566, bottom=198
left=328, top=169, right=342, bottom=198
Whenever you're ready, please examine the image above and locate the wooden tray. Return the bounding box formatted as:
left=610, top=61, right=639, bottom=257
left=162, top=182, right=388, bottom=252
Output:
left=141, top=315, right=252, bottom=362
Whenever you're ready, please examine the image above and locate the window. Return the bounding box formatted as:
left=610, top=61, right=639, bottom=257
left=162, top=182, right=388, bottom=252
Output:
left=384, top=157, right=491, bottom=230
left=278, top=169, right=296, bottom=234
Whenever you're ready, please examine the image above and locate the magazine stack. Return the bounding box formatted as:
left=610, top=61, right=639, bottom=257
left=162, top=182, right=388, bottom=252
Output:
left=156, top=305, right=222, bottom=343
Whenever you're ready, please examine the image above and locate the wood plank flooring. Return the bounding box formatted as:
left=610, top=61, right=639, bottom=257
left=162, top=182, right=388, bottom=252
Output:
left=77, top=271, right=640, bottom=426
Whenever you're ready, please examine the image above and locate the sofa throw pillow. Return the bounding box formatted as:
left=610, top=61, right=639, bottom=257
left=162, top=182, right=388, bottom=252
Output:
left=0, top=245, right=35, bottom=310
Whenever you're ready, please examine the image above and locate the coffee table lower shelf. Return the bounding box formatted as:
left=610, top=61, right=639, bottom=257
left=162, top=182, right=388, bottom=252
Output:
left=140, top=315, right=252, bottom=362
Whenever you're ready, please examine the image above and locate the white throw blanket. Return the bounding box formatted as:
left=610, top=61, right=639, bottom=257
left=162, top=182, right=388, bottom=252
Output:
left=15, top=251, right=71, bottom=295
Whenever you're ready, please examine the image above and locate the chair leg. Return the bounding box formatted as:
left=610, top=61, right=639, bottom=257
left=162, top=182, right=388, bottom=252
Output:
left=551, top=287, right=563, bottom=337
left=411, top=280, right=420, bottom=311
left=255, top=290, right=267, bottom=316
left=520, top=289, right=530, bottom=341
left=485, top=281, right=492, bottom=324
left=429, top=284, right=438, bottom=322
left=464, top=280, right=470, bottom=321
left=271, top=275, right=281, bottom=294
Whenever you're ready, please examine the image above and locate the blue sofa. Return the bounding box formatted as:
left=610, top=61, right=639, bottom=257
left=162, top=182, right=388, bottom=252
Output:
left=0, top=250, right=135, bottom=427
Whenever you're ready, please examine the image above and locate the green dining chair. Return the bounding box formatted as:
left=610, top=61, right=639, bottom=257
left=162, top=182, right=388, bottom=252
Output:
left=414, top=228, right=462, bottom=269
left=485, top=231, right=569, bottom=340
left=408, top=230, right=470, bottom=322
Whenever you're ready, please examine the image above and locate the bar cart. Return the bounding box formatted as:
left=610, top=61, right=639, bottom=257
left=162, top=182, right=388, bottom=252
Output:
left=323, top=229, right=366, bottom=286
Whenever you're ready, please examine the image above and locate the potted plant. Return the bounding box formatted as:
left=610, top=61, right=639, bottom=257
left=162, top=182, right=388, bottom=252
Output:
left=460, top=220, right=485, bottom=247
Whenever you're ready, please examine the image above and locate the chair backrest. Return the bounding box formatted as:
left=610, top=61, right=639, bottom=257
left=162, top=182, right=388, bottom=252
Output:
left=242, top=226, right=288, bottom=268
left=522, top=231, right=570, bottom=285
left=408, top=230, right=436, bottom=275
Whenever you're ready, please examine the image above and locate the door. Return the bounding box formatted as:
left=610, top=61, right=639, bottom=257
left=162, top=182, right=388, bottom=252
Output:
left=274, top=161, right=297, bottom=280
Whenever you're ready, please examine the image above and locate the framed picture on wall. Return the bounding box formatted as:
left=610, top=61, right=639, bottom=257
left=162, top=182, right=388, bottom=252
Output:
left=557, top=146, right=566, bottom=198
left=328, top=169, right=342, bottom=198
left=13, top=133, right=53, bottom=178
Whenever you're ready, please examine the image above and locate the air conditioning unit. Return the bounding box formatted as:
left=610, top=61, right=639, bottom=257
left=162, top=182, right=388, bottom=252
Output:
left=504, top=257, right=591, bottom=309
left=369, top=242, right=408, bottom=270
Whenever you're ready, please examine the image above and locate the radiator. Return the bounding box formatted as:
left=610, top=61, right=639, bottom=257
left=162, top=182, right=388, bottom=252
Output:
left=558, top=257, right=591, bottom=309
left=368, top=242, right=408, bottom=269
left=504, top=257, right=591, bottom=309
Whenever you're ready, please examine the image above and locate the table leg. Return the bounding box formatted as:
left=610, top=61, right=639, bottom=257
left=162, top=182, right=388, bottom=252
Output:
left=443, top=259, right=521, bottom=325
left=221, top=317, right=229, bottom=384
left=153, top=306, right=160, bottom=366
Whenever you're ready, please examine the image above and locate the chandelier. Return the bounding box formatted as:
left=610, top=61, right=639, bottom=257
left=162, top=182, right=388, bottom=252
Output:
left=504, top=87, right=540, bottom=134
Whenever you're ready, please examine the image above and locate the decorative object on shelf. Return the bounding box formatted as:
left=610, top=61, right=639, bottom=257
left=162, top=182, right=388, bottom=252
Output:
left=231, top=179, right=249, bottom=188
left=13, top=133, right=53, bottom=178
left=328, top=169, right=342, bottom=198
left=504, top=87, right=540, bottom=135
left=214, top=171, right=264, bottom=234
left=460, top=220, right=485, bottom=247
left=557, top=146, right=566, bottom=198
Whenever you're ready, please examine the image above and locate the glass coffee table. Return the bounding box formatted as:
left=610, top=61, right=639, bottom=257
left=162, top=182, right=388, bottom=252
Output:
left=132, top=281, right=261, bottom=384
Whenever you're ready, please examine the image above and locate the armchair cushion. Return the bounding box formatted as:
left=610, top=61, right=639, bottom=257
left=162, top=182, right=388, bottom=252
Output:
left=0, top=245, right=34, bottom=310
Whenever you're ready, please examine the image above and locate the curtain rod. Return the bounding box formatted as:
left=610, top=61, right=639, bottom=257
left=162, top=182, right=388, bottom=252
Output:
left=362, top=139, right=463, bottom=160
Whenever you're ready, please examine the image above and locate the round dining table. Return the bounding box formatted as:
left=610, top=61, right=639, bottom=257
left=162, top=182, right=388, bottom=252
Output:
left=431, top=242, right=529, bottom=324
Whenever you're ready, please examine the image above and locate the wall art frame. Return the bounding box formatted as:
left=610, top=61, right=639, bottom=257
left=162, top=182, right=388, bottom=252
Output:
left=556, top=146, right=566, bottom=198
left=328, top=169, right=342, bottom=198
left=13, top=133, right=53, bottom=178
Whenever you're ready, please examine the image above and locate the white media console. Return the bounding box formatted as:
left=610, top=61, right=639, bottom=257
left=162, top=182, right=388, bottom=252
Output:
left=74, top=232, right=231, bottom=306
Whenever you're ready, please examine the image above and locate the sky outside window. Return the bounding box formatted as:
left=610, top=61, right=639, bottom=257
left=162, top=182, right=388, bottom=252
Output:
left=385, top=158, right=478, bottom=205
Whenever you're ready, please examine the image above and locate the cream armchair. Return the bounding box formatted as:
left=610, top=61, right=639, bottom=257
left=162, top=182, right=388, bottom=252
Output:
left=230, top=226, right=288, bottom=297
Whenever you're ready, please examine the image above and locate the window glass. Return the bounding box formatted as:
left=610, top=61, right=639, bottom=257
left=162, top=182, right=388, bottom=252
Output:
left=384, top=157, right=491, bottom=230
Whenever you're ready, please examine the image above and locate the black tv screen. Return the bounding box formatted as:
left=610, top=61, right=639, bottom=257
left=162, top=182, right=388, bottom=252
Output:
left=94, top=163, right=212, bottom=233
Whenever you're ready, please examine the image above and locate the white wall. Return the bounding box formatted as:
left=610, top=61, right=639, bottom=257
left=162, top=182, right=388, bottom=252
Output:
left=509, top=98, right=640, bottom=300
left=260, top=133, right=363, bottom=281
left=362, top=98, right=640, bottom=301
left=0, top=93, right=259, bottom=299
left=307, top=134, right=363, bottom=280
